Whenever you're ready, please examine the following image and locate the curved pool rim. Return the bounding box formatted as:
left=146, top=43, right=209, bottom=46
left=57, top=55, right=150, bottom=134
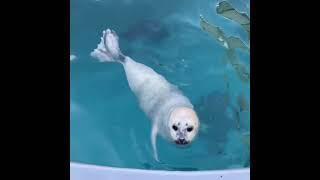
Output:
left=70, top=162, right=250, bottom=180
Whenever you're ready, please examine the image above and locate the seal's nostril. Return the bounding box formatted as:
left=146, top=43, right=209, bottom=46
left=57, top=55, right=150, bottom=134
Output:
left=175, top=139, right=188, bottom=145
left=178, top=138, right=186, bottom=144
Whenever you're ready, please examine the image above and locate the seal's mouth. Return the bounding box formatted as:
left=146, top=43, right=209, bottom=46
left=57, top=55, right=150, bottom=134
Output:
left=174, top=138, right=189, bottom=145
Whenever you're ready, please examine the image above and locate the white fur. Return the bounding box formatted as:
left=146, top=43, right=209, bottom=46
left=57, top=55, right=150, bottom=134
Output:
left=123, top=57, right=193, bottom=137
left=91, top=29, right=199, bottom=161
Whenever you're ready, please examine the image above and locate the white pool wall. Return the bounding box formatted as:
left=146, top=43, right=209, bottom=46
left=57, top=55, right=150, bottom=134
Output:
left=70, top=162, right=250, bottom=180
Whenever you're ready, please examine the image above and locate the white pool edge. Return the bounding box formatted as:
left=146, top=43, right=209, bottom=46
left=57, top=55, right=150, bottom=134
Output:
left=70, top=162, right=250, bottom=180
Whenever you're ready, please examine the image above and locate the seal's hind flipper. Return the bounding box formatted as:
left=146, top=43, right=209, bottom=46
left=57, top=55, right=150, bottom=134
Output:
left=91, top=29, right=126, bottom=63
left=151, top=125, right=159, bottom=162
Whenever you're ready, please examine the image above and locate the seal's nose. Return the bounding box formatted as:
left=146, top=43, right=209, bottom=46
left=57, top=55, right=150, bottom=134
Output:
left=175, top=138, right=188, bottom=145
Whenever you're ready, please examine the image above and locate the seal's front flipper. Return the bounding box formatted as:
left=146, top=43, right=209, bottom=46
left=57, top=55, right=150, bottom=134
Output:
left=151, top=125, right=159, bottom=162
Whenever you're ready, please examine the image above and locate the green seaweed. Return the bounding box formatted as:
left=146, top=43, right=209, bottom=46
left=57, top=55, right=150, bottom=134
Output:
left=216, top=1, right=250, bottom=37
left=200, top=15, right=249, bottom=51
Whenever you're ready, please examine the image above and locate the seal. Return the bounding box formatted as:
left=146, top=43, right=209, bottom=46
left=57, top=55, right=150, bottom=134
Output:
left=90, top=29, right=200, bottom=162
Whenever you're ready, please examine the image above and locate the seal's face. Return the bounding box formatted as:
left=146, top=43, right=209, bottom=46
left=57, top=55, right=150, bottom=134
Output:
left=168, top=107, right=200, bottom=146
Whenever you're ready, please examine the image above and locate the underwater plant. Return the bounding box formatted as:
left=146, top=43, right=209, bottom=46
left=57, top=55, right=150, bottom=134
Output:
left=241, top=132, right=250, bottom=148
left=199, top=15, right=250, bottom=84
left=216, top=1, right=250, bottom=39
left=198, top=2, right=250, bottom=163
left=200, top=15, right=248, bottom=51
left=237, top=92, right=249, bottom=113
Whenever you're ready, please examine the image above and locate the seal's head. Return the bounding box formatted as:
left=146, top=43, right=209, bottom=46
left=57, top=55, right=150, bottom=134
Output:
left=168, top=107, right=200, bottom=146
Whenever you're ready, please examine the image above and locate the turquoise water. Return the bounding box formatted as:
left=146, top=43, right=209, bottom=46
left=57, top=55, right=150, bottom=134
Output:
left=70, top=0, right=250, bottom=170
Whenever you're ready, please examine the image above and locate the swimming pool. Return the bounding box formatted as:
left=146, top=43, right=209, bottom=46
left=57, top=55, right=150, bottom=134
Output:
left=71, top=0, right=250, bottom=173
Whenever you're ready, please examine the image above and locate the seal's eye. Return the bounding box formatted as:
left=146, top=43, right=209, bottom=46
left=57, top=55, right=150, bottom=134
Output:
left=187, top=126, right=194, bottom=132
left=172, top=125, right=178, bottom=131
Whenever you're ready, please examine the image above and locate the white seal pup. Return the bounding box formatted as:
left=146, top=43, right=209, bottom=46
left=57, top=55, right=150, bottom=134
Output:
left=90, top=29, right=200, bottom=161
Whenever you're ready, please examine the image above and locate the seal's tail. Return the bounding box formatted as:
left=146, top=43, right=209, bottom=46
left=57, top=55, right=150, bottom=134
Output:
left=91, top=29, right=126, bottom=64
